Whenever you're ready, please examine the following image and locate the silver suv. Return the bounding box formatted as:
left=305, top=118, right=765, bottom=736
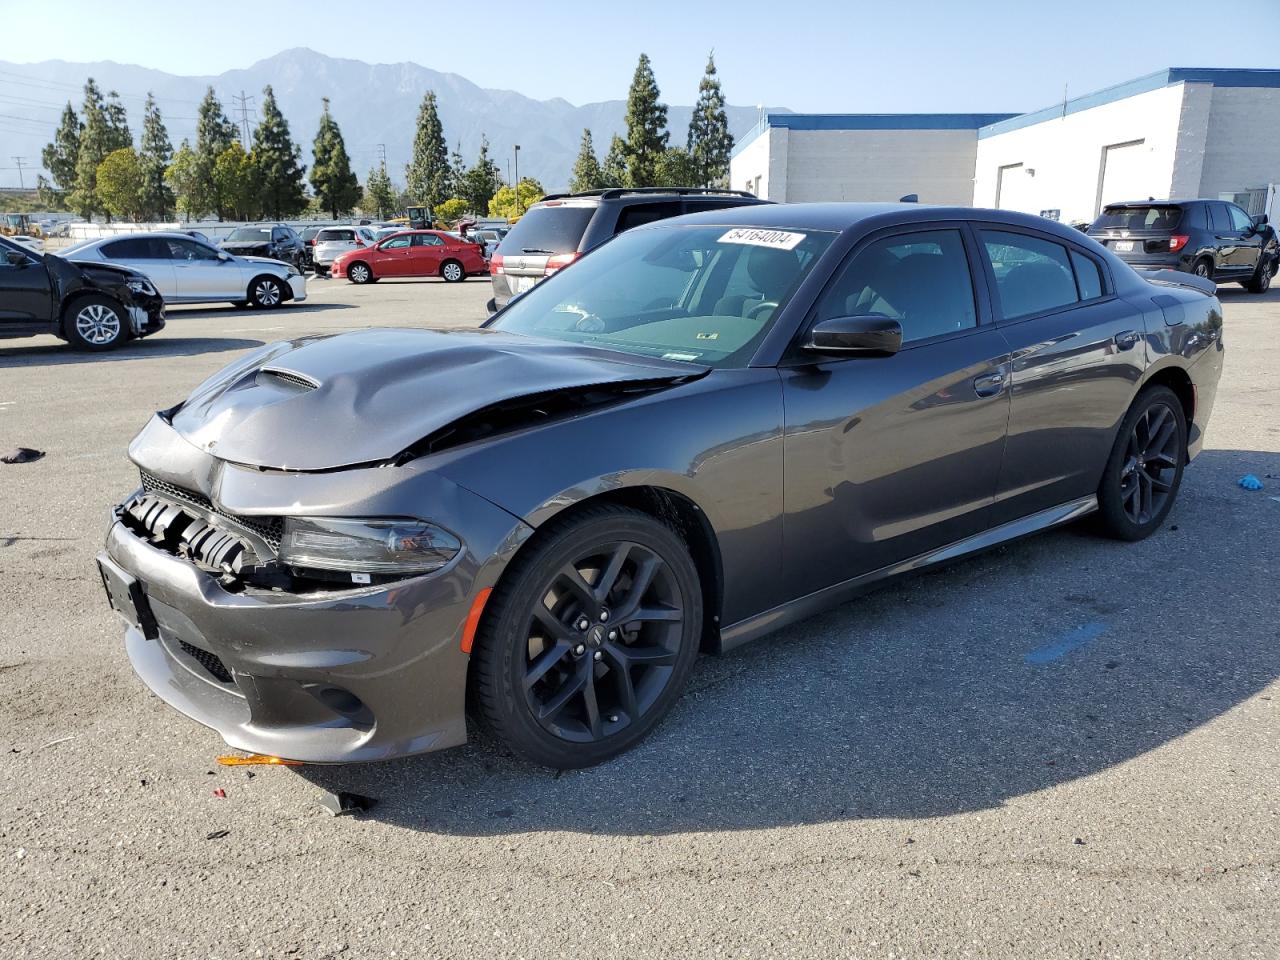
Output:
left=313, top=226, right=377, bottom=277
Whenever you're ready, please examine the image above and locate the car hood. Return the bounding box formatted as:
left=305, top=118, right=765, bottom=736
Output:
left=169, top=327, right=707, bottom=470
left=221, top=241, right=270, bottom=252
left=239, top=255, right=291, bottom=269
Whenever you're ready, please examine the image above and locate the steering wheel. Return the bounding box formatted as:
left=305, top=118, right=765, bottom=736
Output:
left=747, top=301, right=779, bottom=321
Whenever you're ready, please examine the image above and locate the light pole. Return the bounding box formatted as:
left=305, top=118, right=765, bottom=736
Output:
left=513, top=144, right=521, bottom=216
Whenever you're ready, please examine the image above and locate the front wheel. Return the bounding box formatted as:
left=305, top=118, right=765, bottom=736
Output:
left=249, top=275, right=285, bottom=308
left=471, top=505, right=703, bottom=769
left=65, top=296, right=130, bottom=351
left=1096, top=385, right=1187, bottom=541
left=439, top=259, right=465, bottom=283
left=1244, top=257, right=1274, bottom=294
left=347, top=262, right=372, bottom=284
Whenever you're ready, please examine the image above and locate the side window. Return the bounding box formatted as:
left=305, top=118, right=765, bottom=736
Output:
left=166, top=239, right=220, bottom=261
left=816, top=229, right=977, bottom=343
left=413, top=233, right=444, bottom=247
left=382, top=237, right=411, bottom=249
left=981, top=230, right=1078, bottom=320
left=102, top=238, right=154, bottom=259
left=1226, top=204, right=1254, bottom=232
left=1185, top=204, right=1207, bottom=230
left=1208, top=203, right=1231, bottom=232
left=1070, top=250, right=1104, bottom=300
left=615, top=202, right=683, bottom=234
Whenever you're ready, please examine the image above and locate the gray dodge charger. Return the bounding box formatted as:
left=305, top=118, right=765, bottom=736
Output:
left=97, top=203, right=1223, bottom=769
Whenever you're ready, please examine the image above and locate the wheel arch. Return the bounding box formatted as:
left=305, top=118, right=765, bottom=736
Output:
left=246, top=272, right=293, bottom=303
left=1141, top=364, right=1195, bottom=433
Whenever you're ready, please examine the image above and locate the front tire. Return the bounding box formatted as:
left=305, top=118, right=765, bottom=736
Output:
left=65, top=295, right=129, bottom=351
left=1244, top=257, right=1274, bottom=294
left=249, top=275, right=285, bottom=309
left=440, top=259, right=465, bottom=283
left=471, top=505, right=703, bottom=769
left=347, top=261, right=372, bottom=284
left=1096, top=385, right=1187, bottom=541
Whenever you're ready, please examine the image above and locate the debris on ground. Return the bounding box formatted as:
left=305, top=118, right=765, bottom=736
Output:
left=205, top=830, right=230, bottom=841
left=1074, top=838, right=1086, bottom=845
left=1238, top=474, right=1264, bottom=490
left=1, top=448, right=44, bottom=465
left=216, top=753, right=303, bottom=767
left=212, top=788, right=226, bottom=799
left=318, top=790, right=376, bottom=817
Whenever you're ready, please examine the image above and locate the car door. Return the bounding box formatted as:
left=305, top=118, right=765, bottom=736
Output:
left=779, top=224, right=1012, bottom=595
left=166, top=237, right=236, bottom=300
left=410, top=232, right=446, bottom=276
left=372, top=235, right=412, bottom=276
left=0, top=242, right=52, bottom=330
left=1207, top=202, right=1244, bottom=275
left=977, top=226, right=1148, bottom=525
left=1224, top=203, right=1263, bottom=273
left=100, top=237, right=176, bottom=299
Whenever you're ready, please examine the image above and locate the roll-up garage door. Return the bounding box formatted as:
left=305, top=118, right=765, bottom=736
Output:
left=1095, top=139, right=1148, bottom=215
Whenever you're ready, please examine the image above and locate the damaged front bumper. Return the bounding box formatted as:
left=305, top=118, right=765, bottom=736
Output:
left=99, top=416, right=531, bottom=763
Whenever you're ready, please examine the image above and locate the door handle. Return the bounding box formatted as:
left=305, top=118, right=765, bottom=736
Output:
left=972, top=372, right=1004, bottom=398
left=1114, top=329, right=1140, bottom=351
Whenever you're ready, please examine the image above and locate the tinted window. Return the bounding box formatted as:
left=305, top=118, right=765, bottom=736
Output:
left=102, top=237, right=158, bottom=259
left=1070, top=250, right=1104, bottom=300
left=817, top=230, right=977, bottom=343
left=413, top=233, right=444, bottom=247
left=317, top=229, right=355, bottom=242
left=982, top=230, right=1078, bottom=320
left=1093, top=205, right=1182, bottom=231
left=497, top=204, right=595, bottom=255
left=272, top=229, right=288, bottom=241
left=1226, top=204, right=1254, bottom=232
left=1184, top=204, right=1207, bottom=230
left=165, top=238, right=220, bottom=261
left=1209, top=203, right=1232, bottom=231
left=615, top=202, right=684, bottom=233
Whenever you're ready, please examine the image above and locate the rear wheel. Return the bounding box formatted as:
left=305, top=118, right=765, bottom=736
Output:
left=1193, top=257, right=1214, bottom=282
left=347, top=261, right=372, bottom=284
left=1096, top=385, right=1187, bottom=541
left=249, top=275, right=284, bottom=308
left=440, top=259, right=465, bottom=283
left=472, top=505, right=703, bottom=769
left=65, top=296, right=129, bottom=351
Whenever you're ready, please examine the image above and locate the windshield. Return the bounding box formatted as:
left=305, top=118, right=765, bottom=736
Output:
left=226, top=227, right=272, bottom=241
left=1092, top=205, right=1182, bottom=231
left=489, top=224, right=834, bottom=368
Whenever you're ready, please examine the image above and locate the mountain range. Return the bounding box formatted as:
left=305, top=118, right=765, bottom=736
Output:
left=0, top=48, right=785, bottom=191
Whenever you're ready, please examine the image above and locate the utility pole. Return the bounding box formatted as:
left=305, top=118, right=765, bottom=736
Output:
left=513, top=144, right=521, bottom=215
left=231, top=91, right=255, bottom=146
left=376, top=143, right=387, bottom=172
left=11, top=157, right=27, bottom=189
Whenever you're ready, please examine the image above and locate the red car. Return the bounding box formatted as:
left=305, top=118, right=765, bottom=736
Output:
left=331, top=230, right=487, bottom=284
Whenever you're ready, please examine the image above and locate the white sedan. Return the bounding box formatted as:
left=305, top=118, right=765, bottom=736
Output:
left=10, top=234, right=45, bottom=254
left=61, top=232, right=307, bottom=309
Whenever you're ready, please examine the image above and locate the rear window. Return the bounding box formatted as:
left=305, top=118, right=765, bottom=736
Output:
left=497, top=204, right=596, bottom=255
left=102, top=237, right=160, bottom=259
left=1092, top=205, right=1182, bottom=231
left=317, top=229, right=355, bottom=242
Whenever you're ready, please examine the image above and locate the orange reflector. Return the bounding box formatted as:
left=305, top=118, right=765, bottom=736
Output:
left=216, top=754, right=304, bottom=767
left=460, top=587, right=493, bottom=654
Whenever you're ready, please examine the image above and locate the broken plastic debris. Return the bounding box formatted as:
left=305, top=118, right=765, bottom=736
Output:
left=216, top=753, right=303, bottom=767
left=318, top=790, right=376, bottom=817
left=205, top=830, right=230, bottom=840
left=1, top=447, right=44, bottom=465
left=1238, top=474, right=1264, bottom=491
left=212, top=788, right=227, bottom=799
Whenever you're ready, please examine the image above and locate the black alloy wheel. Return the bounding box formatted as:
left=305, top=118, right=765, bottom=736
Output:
left=472, top=505, right=702, bottom=769
left=1097, top=385, right=1186, bottom=540
left=1193, top=258, right=1213, bottom=281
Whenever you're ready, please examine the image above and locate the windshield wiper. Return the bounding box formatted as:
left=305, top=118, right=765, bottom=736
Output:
left=521, top=247, right=554, bottom=254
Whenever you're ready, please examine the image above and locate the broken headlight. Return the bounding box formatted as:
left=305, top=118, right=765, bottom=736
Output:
left=127, top=277, right=156, bottom=296
left=279, top=517, right=461, bottom=575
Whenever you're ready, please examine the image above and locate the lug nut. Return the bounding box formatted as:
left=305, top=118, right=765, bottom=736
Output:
left=573, top=644, right=586, bottom=656
left=575, top=617, right=590, bottom=631
left=599, top=609, right=610, bottom=623
left=607, top=630, right=617, bottom=640
left=593, top=651, right=602, bottom=661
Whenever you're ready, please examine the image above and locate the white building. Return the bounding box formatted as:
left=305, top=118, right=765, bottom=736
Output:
left=731, top=68, right=1280, bottom=224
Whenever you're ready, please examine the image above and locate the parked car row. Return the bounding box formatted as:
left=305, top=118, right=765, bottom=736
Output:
left=331, top=229, right=488, bottom=283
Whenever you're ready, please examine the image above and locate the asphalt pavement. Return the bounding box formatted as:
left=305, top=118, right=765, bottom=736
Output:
left=2, top=274, right=1277, bottom=959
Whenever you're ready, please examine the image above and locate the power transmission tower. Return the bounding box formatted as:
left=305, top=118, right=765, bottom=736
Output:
left=376, top=143, right=387, bottom=172
left=231, top=91, right=255, bottom=146
left=11, top=157, right=28, bottom=189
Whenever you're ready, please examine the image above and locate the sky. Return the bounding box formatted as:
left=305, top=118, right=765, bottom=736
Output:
left=2, top=0, right=1276, bottom=115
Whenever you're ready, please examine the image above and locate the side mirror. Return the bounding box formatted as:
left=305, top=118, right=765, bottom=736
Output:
left=1252, top=214, right=1269, bottom=228
left=5, top=249, right=28, bottom=266
left=803, top=315, right=903, bottom=357
left=218, top=251, right=232, bottom=262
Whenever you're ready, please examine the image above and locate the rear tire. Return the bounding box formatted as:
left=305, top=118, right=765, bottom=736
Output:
left=1096, top=385, right=1187, bottom=541
left=249, top=275, right=285, bottom=309
left=440, top=259, right=465, bottom=283
left=1193, top=258, right=1214, bottom=282
left=347, top=261, right=372, bottom=284
left=64, top=295, right=130, bottom=351
left=471, top=504, right=703, bottom=769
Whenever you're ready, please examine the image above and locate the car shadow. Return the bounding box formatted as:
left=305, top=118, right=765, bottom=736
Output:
left=296, top=447, right=1280, bottom=837
left=1215, top=284, right=1279, bottom=303
left=166, top=302, right=356, bottom=317
left=0, top=336, right=265, bottom=368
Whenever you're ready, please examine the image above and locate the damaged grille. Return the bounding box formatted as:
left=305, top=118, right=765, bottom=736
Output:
left=179, top=640, right=234, bottom=684
left=139, top=471, right=283, bottom=550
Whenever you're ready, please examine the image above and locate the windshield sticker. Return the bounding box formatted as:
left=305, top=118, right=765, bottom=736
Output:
left=719, top=228, right=805, bottom=250
left=662, top=351, right=701, bottom=362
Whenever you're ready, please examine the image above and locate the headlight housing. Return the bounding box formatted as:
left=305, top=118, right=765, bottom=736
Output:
left=279, top=517, right=461, bottom=575
left=127, top=277, right=156, bottom=296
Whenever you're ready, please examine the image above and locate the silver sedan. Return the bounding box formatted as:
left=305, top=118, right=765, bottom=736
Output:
left=62, top=232, right=307, bottom=308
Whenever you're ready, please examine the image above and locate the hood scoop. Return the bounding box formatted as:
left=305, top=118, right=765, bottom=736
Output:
left=170, top=328, right=706, bottom=471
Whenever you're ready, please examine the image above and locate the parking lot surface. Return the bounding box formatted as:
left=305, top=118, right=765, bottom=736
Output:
left=2, top=276, right=1278, bottom=959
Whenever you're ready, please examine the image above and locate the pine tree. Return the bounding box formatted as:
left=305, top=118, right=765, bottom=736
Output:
left=138, top=94, right=174, bottom=220
left=40, top=102, right=82, bottom=207
left=252, top=85, right=308, bottom=219
left=70, top=79, right=116, bottom=218
left=456, top=137, right=501, bottom=216
left=405, top=91, right=450, bottom=208
left=309, top=98, right=361, bottom=217
left=569, top=129, right=604, bottom=193
left=687, top=52, right=734, bottom=187
left=104, top=91, right=132, bottom=153
left=653, top=147, right=698, bottom=188
left=622, top=53, right=669, bottom=187
left=601, top=134, right=627, bottom=188
left=363, top=165, right=396, bottom=219
left=194, top=87, right=238, bottom=219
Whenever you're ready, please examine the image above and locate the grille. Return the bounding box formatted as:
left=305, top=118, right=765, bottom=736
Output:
left=259, top=367, right=319, bottom=390
left=179, top=640, right=234, bottom=684
left=139, top=471, right=283, bottom=550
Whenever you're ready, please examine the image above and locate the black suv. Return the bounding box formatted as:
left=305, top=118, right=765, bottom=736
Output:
left=488, top=187, right=770, bottom=311
left=0, top=235, right=165, bottom=350
left=219, top=223, right=306, bottom=271
left=1087, top=199, right=1277, bottom=293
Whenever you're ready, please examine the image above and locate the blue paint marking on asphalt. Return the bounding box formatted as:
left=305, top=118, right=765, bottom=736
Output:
left=1025, top=622, right=1109, bottom=665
